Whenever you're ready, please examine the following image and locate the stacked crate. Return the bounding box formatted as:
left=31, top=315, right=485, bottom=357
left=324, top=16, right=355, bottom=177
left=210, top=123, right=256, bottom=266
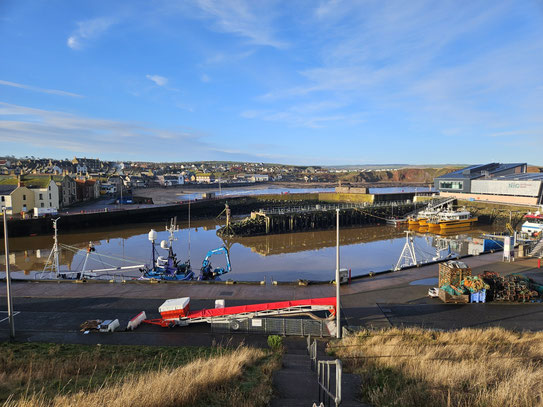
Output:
left=438, top=261, right=472, bottom=287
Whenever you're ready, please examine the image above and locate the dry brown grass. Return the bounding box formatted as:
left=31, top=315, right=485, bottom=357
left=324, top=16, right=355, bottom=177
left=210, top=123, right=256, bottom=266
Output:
left=3, top=346, right=268, bottom=407
left=329, top=327, right=543, bottom=407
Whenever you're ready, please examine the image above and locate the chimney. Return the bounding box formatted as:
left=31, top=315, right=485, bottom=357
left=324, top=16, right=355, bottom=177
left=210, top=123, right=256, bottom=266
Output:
left=17, top=174, right=22, bottom=187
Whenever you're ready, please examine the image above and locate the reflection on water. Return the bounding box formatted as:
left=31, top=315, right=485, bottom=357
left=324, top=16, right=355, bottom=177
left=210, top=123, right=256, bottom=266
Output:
left=223, top=225, right=406, bottom=256
left=1, top=220, right=498, bottom=281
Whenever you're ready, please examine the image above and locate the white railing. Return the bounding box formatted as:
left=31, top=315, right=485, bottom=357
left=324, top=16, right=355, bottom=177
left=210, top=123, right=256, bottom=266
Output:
left=318, top=359, right=342, bottom=407
left=307, top=335, right=318, bottom=370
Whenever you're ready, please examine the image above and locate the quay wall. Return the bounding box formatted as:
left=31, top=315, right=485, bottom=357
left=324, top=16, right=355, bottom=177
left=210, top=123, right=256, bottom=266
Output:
left=3, top=191, right=533, bottom=238
left=458, top=200, right=534, bottom=228
left=3, top=197, right=260, bottom=238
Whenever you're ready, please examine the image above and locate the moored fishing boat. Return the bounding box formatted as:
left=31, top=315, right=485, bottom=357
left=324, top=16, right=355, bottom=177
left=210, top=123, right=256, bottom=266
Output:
left=427, top=208, right=477, bottom=230
left=407, top=208, right=440, bottom=226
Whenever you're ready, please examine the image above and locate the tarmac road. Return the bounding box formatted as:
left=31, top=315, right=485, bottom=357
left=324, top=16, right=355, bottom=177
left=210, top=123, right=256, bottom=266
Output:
left=0, top=297, right=274, bottom=347
left=1, top=255, right=542, bottom=345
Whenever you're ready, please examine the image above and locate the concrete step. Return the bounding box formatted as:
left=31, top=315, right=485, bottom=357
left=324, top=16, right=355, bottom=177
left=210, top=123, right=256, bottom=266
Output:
left=270, top=398, right=319, bottom=407
left=271, top=397, right=368, bottom=407
left=282, top=353, right=312, bottom=369
left=272, top=368, right=317, bottom=400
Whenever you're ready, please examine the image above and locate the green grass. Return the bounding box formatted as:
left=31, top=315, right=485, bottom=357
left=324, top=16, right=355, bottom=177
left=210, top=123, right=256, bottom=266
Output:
left=0, top=176, right=63, bottom=187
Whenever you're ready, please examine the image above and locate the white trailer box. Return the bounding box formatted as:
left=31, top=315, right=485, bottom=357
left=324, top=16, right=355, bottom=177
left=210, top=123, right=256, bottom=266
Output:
left=159, top=297, right=191, bottom=319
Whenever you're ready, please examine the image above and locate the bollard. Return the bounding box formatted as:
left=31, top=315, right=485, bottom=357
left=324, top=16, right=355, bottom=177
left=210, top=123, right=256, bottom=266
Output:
left=538, top=258, right=541, bottom=269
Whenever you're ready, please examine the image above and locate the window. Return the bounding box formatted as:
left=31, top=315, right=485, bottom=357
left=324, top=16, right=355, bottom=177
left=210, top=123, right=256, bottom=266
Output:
left=49, top=202, right=52, bottom=207
left=41, top=203, right=44, bottom=208
left=439, top=181, right=463, bottom=190
left=48, top=185, right=51, bottom=190
left=39, top=193, right=43, bottom=200
left=49, top=193, right=51, bottom=199
left=1, top=196, right=3, bottom=202
left=23, top=194, right=26, bottom=200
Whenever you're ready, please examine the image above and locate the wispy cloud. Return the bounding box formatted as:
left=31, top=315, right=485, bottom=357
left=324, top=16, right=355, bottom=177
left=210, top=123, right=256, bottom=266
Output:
left=250, top=1, right=543, bottom=141
left=0, top=102, right=206, bottom=157
left=146, top=74, right=168, bottom=87
left=67, top=17, right=116, bottom=50
left=200, top=73, right=210, bottom=83
left=194, top=0, right=287, bottom=48
left=0, top=79, right=83, bottom=98
left=241, top=106, right=364, bottom=129
left=0, top=102, right=291, bottom=162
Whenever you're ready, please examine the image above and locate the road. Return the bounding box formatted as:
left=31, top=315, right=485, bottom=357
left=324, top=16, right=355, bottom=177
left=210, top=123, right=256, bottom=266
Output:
left=1, top=254, right=542, bottom=345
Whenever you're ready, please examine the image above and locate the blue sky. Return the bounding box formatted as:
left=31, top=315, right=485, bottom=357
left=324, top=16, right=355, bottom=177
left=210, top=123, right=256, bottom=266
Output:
left=0, top=0, right=542, bottom=165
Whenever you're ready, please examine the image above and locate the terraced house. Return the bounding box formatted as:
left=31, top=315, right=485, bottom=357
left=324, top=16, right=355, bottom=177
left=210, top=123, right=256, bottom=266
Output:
left=0, top=184, right=35, bottom=215
left=27, top=178, right=60, bottom=210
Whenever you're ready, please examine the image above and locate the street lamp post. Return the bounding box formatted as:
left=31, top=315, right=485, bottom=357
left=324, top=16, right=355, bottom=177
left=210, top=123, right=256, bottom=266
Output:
left=336, top=208, right=341, bottom=339
left=2, top=207, right=15, bottom=340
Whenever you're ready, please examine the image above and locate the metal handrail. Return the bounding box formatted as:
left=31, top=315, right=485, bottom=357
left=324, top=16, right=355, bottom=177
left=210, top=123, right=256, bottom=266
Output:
left=318, top=359, right=342, bottom=407
left=308, top=338, right=317, bottom=371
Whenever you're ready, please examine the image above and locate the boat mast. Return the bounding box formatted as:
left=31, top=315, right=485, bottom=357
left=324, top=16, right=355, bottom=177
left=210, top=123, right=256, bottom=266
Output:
left=53, top=218, right=60, bottom=276
left=80, top=241, right=94, bottom=276
left=42, top=218, right=61, bottom=278
left=188, top=200, right=191, bottom=264
left=395, top=231, right=418, bottom=270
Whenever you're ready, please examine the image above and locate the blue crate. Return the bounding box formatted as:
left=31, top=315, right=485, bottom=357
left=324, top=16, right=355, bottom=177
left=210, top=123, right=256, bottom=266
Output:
left=470, top=289, right=486, bottom=303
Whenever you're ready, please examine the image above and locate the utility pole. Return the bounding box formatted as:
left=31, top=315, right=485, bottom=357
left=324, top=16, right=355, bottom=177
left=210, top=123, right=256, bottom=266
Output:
left=336, top=208, right=341, bottom=339
left=3, top=207, right=15, bottom=340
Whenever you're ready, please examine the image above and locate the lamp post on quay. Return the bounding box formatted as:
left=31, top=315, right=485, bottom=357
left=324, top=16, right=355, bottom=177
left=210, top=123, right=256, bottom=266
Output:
left=2, top=207, right=15, bottom=340
left=336, top=208, right=341, bottom=339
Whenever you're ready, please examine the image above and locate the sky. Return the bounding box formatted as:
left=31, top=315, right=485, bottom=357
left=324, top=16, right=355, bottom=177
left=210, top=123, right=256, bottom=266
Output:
left=0, top=0, right=542, bottom=165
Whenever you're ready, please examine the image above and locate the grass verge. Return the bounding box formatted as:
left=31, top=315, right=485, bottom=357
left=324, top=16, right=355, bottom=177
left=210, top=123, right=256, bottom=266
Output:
left=1, top=342, right=276, bottom=407
left=328, top=327, right=543, bottom=407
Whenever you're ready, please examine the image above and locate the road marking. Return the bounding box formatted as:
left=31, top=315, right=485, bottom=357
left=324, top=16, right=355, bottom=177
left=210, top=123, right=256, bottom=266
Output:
left=0, top=311, right=20, bottom=323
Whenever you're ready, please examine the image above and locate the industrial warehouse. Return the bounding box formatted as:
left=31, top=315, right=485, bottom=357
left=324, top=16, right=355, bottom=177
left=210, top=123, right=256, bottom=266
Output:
left=435, top=163, right=543, bottom=206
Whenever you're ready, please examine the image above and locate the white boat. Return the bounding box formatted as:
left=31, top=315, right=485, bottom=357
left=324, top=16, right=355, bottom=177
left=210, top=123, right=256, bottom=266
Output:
left=521, top=211, right=543, bottom=236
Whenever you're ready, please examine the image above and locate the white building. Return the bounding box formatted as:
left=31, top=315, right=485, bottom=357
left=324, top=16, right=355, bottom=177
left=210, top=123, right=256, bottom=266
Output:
left=31, top=179, right=60, bottom=210
left=251, top=174, right=269, bottom=182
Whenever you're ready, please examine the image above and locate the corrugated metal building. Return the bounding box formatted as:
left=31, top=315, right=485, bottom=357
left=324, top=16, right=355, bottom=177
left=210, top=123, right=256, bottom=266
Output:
left=434, top=163, right=526, bottom=193
left=435, top=163, right=543, bottom=206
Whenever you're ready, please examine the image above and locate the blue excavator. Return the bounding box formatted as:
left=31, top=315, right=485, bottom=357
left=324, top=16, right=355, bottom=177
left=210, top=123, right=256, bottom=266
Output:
left=199, top=246, right=231, bottom=280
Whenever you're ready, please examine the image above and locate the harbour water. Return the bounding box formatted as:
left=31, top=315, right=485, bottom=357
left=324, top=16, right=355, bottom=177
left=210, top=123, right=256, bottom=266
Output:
left=0, top=220, right=497, bottom=282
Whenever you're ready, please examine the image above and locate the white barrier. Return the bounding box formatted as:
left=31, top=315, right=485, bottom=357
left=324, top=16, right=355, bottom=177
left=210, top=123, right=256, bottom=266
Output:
left=126, top=311, right=147, bottom=331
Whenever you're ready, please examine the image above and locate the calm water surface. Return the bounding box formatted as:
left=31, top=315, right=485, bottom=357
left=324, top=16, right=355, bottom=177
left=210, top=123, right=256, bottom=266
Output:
left=1, top=220, right=497, bottom=281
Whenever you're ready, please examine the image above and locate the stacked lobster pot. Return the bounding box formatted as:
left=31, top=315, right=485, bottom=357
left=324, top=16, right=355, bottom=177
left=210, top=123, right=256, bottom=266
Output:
left=479, top=272, right=541, bottom=302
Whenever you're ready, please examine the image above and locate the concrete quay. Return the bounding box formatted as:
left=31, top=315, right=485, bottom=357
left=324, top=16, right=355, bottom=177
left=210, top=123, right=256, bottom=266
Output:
left=1, top=253, right=543, bottom=345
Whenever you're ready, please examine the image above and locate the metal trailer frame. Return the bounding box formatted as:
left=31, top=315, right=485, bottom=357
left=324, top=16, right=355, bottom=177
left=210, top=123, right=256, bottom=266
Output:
left=144, top=302, right=336, bottom=328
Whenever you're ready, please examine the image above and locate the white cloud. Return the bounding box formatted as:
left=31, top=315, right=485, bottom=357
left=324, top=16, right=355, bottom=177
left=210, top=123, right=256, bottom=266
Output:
left=67, top=17, right=116, bottom=50
left=0, top=102, right=292, bottom=162
left=146, top=74, right=169, bottom=87
left=194, top=0, right=287, bottom=48
left=241, top=107, right=364, bottom=129
left=201, top=73, right=210, bottom=83
left=0, top=79, right=83, bottom=98
left=0, top=102, right=205, bottom=157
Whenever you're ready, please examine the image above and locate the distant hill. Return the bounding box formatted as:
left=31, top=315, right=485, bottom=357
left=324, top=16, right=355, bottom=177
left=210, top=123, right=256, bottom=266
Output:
left=337, top=166, right=462, bottom=183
